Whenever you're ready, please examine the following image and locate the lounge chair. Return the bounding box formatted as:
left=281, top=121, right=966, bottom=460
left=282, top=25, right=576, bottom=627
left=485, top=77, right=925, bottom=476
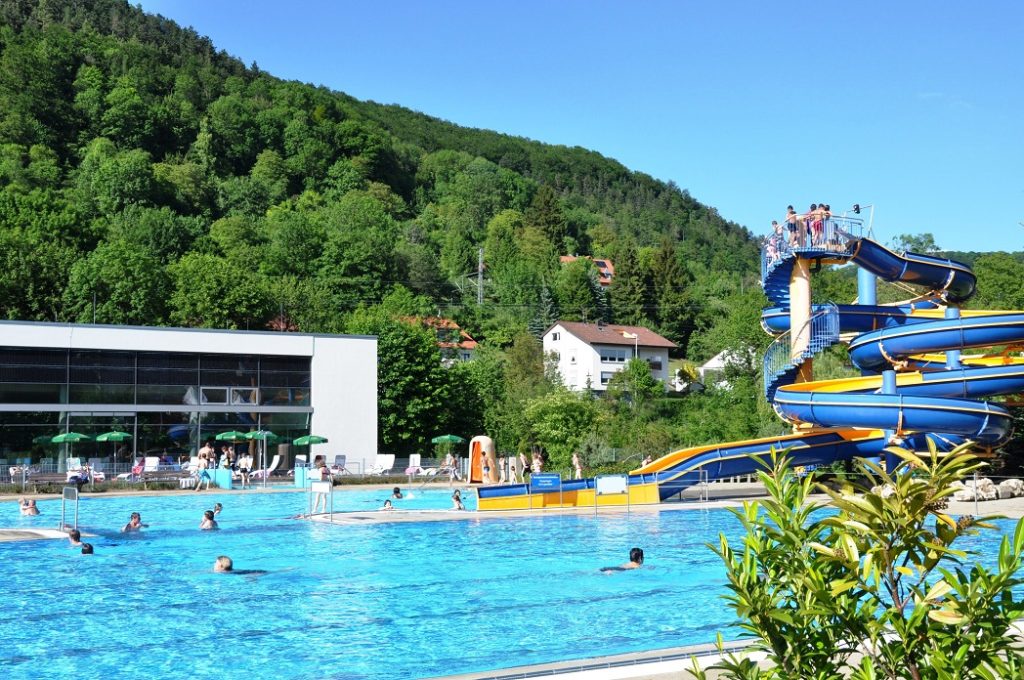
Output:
left=405, top=453, right=422, bottom=477
left=330, top=455, right=351, bottom=475
left=367, top=453, right=395, bottom=476
left=250, top=454, right=281, bottom=480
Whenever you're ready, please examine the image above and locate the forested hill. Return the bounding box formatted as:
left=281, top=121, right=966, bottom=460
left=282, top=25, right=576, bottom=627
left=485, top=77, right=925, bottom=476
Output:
left=0, top=0, right=758, bottom=356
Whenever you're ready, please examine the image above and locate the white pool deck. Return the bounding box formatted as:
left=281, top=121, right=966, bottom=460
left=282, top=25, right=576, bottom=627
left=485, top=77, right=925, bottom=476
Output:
left=4, top=482, right=1024, bottom=679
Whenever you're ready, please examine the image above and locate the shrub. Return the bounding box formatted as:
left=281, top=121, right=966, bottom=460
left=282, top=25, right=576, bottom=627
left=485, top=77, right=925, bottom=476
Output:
left=692, top=443, right=1024, bottom=679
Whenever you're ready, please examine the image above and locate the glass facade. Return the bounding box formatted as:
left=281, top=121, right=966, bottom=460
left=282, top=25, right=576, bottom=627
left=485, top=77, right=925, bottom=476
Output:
left=0, top=347, right=312, bottom=473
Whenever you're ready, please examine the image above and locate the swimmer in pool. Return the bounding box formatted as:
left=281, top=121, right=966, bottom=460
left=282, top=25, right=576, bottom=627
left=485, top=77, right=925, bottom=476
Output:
left=213, top=502, right=223, bottom=517
left=81, top=543, right=94, bottom=555
left=380, top=499, right=394, bottom=511
left=19, top=498, right=40, bottom=516
left=391, top=487, right=402, bottom=499
left=121, top=512, right=148, bottom=533
left=199, top=509, right=219, bottom=530
left=601, top=547, right=644, bottom=573
left=214, top=555, right=267, bottom=575
left=451, top=490, right=465, bottom=511
left=68, top=529, right=83, bottom=547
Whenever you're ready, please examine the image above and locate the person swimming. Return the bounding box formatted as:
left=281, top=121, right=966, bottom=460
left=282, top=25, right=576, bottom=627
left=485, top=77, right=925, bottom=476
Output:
left=81, top=543, right=94, bottom=555
left=451, top=490, right=465, bottom=511
left=19, top=498, right=40, bottom=516
left=391, top=487, right=402, bottom=499
left=213, top=502, right=223, bottom=516
left=601, top=547, right=644, bottom=573
left=380, top=499, right=394, bottom=511
left=68, top=529, right=83, bottom=547
left=214, top=555, right=267, bottom=575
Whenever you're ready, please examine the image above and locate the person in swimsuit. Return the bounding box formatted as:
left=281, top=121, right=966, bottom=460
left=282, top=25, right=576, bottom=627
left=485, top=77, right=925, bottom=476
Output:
left=785, top=205, right=800, bottom=247
left=601, top=547, right=645, bottom=573
left=68, top=529, right=83, bottom=547
left=451, top=490, right=465, bottom=510
left=380, top=499, right=394, bottom=511
left=391, top=487, right=403, bottom=499
left=214, top=555, right=267, bottom=575
left=80, top=543, right=94, bottom=555
left=121, top=512, right=148, bottom=533
left=199, top=509, right=219, bottom=530
left=572, top=452, right=583, bottom=480
left=19, top=498, right=40, bottom=516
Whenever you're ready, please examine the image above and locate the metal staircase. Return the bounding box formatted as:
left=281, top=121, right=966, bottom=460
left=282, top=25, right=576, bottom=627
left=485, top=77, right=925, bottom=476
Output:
left=762, top=303, right=840, bottom=400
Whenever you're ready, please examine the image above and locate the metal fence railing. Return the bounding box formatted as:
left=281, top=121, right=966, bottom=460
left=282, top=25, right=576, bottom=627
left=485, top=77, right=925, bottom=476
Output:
left=763, top=303, right=840, bottom=398
left=761, top=215, right=865, bottom=282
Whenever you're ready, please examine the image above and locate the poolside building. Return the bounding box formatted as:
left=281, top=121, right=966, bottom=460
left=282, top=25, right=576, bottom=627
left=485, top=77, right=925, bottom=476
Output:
left=543, top=321, right=676, bottom=392
left=0, top=321, right=377, bottom=474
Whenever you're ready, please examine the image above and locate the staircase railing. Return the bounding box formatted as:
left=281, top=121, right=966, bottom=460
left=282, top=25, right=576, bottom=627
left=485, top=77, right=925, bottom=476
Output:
left=763, top=303, right=840, bottom=397
left=761, top=216, right=865, bottom=282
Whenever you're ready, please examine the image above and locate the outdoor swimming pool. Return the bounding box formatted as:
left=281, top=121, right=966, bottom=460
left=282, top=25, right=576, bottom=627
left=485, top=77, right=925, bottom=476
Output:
left=2, top=488, right=1018, bottom=680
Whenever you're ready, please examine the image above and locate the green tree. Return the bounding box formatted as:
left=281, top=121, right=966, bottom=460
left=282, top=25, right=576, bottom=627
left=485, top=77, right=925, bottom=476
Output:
left=605, top=357, right=663, bottom=411
left=972, top=252, right=1024, bottom=310
left=525, top=184, right=567, bottom=250
left=62, top=239, right=169, bottom=325
left=346, top=311, right=450, bottom=455
left=554, top=258, right=600, bottom=322
left=695, top=445, right=1024, bottom=680
left=609, top=239, right=649, bottom=325
left=650, top=236, right=696, bottom=348
left=524, top=389, right=598, bottom=469
left=168, top=252, right=273, bottom=329
left=890, top=232, right=940, bottom=254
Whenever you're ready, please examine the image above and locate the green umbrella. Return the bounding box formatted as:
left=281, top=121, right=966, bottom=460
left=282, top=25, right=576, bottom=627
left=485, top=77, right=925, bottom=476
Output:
left=52, top=432, right=92, bottom=469
left=215, top=430, right=249, bottom=442
left=95, top=431, right=132, bottom=442
left=246, top=430, right=278, bottom=488
left=51, top=432, right=92, bottom=444
left=245, top=430, right=279, bottom=442
left=293, top=434, right=329, bottom=446
left=431, top=434, right=466, bottom=444
left=32, top=435, right=54, bottom=445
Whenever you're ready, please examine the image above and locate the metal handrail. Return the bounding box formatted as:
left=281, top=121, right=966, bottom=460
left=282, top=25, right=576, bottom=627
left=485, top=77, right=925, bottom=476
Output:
left=761, top=216, right=865, bottom=283
left=763, top=303, right=840, bottom=396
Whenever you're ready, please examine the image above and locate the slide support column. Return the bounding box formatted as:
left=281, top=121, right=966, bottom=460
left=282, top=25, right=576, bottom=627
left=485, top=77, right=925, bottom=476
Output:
left=882, top=369, right=900, bottom=471
left=858, top=266, right=877, bottom=306
left=945, top=307, right=962, bottom=369
left=790, top=258, right=813, bottom=383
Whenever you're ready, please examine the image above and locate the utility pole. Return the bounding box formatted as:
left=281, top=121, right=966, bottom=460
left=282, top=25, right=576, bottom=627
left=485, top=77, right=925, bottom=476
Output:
left=477, top=247, right=484, bottom=305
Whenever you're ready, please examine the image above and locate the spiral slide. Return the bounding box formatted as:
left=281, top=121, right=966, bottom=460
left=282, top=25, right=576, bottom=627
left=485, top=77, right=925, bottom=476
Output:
left=476, top=220, right=1024, bottom=511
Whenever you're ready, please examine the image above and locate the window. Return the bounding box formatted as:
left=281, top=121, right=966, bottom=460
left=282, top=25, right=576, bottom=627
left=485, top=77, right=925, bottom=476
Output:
left=646, top=358, right=663, bottom=371
left=600, top=371, right=616, bottom=385
left=551, top=332, right=560, bottom=341
left=599, top=348, right=627, bottom=363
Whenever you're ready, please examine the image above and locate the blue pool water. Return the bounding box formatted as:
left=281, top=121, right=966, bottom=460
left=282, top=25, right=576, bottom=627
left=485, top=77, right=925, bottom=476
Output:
left=1, top=489, right=1018, bottom=680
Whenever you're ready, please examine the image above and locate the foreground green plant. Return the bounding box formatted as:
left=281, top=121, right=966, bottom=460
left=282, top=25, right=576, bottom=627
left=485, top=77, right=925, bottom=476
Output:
left=691, top=443, right=1024, bottom=679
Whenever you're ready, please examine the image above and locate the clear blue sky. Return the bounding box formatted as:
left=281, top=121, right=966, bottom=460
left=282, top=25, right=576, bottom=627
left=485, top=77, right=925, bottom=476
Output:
left=138, top=0, right=1023, bottom=252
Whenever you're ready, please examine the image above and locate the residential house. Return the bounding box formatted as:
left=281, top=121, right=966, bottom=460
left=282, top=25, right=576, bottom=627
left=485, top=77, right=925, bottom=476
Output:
left=558, top=255, right=615, bottom=286
left=543, top=321, right=676, bottom=392
left=406, top=317, right=478, bottom=365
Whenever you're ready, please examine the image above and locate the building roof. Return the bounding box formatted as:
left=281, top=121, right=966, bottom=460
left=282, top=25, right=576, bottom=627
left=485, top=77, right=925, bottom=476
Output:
left=549, top=321, right=676, bottom=348
left=403, top=317, right=478, bottom=350
left=559, top=255, right=615, bottom=286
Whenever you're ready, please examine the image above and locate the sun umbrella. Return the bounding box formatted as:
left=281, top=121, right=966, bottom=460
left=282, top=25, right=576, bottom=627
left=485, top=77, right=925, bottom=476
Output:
left=96, top=430, right=133, bottom=463
left=32, top=435, right=54, bottom=445
left=51, top=432, right=91, bottom=444
left=95, top=431, right=132, bottom=442
left=215, top=430, right=249, bottom=442
left=51, top=432, right=92, bottom=469
left=293, top=434, right=329, bottom=446
left=245, top=430, right=278, bottom=488
left=430, top=434, right=466, bottom=444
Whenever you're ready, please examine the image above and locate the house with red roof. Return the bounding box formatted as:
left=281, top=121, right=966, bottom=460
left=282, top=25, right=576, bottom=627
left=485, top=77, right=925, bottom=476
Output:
left=404, top=317, right=478, bottom=365
left=542, top=321, right=676, bottom=392
left=558, top=255, right=615, bottom=286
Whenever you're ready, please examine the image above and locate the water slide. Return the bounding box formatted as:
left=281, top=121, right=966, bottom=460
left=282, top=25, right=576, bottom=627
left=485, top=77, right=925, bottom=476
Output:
left=476, top=223, right=1024, bottom=511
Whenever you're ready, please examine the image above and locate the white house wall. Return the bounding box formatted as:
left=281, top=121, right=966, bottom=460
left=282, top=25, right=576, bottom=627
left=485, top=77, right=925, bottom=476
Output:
left=544, top=324, right=671, bottom=392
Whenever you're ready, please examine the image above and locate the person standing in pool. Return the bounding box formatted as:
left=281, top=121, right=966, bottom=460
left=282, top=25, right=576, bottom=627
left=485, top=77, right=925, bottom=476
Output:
left=199, top=509, right=219, bottom=530
left=391, top=487, right=403, bottom=499
left=380, top=499, right=394, bottom=511
left=19, top=498, right=39, bottom=516
left=121, top=512, right=148, bottom=533
left=213, top=502, right=223, bottom=517
left=67, top=529, right=83, bottom=547
left=451, top=490, right=465, bottom=510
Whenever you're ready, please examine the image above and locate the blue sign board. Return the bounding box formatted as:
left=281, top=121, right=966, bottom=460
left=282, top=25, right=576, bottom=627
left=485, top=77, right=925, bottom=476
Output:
left=530, top=473, right=561, bottom=491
